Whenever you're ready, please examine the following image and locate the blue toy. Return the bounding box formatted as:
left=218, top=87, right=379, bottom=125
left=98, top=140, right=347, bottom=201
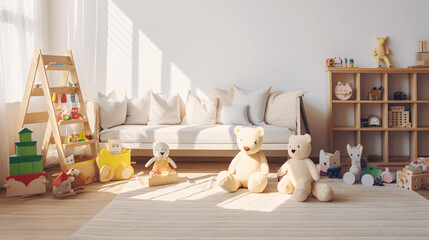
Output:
left=327, top=166, right=342, bottom=179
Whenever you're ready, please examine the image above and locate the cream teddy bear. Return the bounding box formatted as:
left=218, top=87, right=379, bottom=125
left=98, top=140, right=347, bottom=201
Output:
left=216, top=126, right=269, bottom=193
left=277, top=134, right=334, bottom=202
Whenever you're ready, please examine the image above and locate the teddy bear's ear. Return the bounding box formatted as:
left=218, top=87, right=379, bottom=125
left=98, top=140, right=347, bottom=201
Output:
left=289, top=134, right=296, bottom=142
left=234, top=126, right=242, bottom=135
left=153, top=142, right=160, bottom=148
left=304, top=134, right=312, bottom=144
left=256, top=127, right=265, bottom=137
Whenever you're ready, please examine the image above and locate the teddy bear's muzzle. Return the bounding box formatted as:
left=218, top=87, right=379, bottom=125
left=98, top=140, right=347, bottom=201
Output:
left=243, top=146, right=250, bottom=151
left=291, top=149, right=296, bottom=153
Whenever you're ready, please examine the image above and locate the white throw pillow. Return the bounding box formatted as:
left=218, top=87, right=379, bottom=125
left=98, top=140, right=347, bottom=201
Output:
left=213, top=87, right=234, bottom=124
left=125, top=92, right=150, bottom=125
left=232, top=85, right=271, bottom=125
left=221, top=105, right=250, bottom=125
left=265, top=90, right=308, bottom=130
left=148, top=92, right=181, bottom=125
left=183, top=91, right=218, bottom=125
left=98, top=91, right=127, bottom=129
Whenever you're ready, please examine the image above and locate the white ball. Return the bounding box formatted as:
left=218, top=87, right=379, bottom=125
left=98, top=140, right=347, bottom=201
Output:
left=361, top=174, right=374, bottom=187
left=343, top=172, right=356, bottom=185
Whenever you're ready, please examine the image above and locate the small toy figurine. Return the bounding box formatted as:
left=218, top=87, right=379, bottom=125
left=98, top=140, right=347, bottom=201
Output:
left=52, top=168, right=80, bottom=197
left=318, top=150, right=341, bottom=178
left=373, top=36, right=392, bottom=68
left=368, top=86, right=383, bottom=100
left=350, top=59, right=354, bottom=68
left=326, top=57, right=342, bottom=67
left=381, top=168, right=396, bottom=183
left=108, top=139, right=123, bottom=154
left=343, top=144, right=374, bottom=186
left=34, top=83, right=42, bottom=88
left=65, top=155, right=75, bottom=167
left=344, top=58, right=348, bottom=68
left=139, top=142, right=178, bottom=187
left=71, top=107, right=83, bottom=119
left=393, top=91, right=407, bottom=100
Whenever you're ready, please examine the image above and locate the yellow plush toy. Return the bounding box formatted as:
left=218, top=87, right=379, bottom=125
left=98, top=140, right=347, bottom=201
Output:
left=373, top=36, right=391, bottom=68
left=216, top=126, right=269, bottom=193
left=277, top=134, right=334, bottom=202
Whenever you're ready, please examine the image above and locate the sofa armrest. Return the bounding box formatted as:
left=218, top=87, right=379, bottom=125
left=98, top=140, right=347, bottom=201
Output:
left=85, top=99, right=100, bottom=138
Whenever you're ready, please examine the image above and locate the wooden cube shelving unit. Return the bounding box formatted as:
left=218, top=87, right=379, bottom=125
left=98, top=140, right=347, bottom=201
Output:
left=327, top=67, right=429, bottom=166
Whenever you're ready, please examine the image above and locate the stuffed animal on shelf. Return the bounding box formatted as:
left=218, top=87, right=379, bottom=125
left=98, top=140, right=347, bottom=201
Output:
left=373, top=36, right=391, bottom=68
left=318, top=150, right=341, bottom=178
left=216, top=126, right=269, bottom=193
left=139, top=142, right=178, bottom=187
left=52, top=168, right=80, bottom=196
left=343, top=144, right=374, bottom=186
left=277, top=134, right=333, bottom=202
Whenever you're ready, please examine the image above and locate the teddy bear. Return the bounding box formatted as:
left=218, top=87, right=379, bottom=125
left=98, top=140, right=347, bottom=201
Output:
left=216, top=126, right=269, bottom=193
left=145, top=142, right=177, bottom=177
left=373, top=36, right=391, bottom=68
left=277, top=134, right=333, bottom=202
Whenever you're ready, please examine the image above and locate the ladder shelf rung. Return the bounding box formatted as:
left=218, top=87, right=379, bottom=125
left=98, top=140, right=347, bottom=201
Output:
left=45, top=65, right=75, bottom=71
left=58, top=117, right=88, bottom=125
left=63, top=139, right=97, bottom=149
left=31, top=86, right=79, bottom=96
left=23, top=112, right=49, bottom=124
left=41, top=55, right=72, bottom=65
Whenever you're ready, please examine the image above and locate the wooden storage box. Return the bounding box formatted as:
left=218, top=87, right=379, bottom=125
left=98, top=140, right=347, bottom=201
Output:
left=396, top=170, right=429, bottom=190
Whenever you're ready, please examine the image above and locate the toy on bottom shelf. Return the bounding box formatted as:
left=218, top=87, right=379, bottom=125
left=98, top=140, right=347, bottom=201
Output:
left=317, top=150, right=341, bottom=179
left=373, top=36, right=392, bottom=68
left=98, top=140, right=134, bottom=183
left=343, top=144, right=374, bottom=186
left=368, top=86, right=383, bottom=100
left=277, top=134, right=334, bottom=202
left=216, top=127, right=268, bottom=193
left=139, top=142, right=178, bottom=187
left=4, top=128, right=46, bottom=197
left=52, top=168, right=83, bottom=198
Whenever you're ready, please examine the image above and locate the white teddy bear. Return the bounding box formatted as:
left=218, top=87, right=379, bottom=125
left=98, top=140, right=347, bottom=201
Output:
left=216, top=126, right=269, bottom=193
left=145, top=142, right=177, bottom=177
left=277, top=134, right=334, bottom=202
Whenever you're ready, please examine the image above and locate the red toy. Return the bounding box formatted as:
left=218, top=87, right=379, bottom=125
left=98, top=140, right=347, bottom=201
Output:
left=71, top=107, right=83, bottom=120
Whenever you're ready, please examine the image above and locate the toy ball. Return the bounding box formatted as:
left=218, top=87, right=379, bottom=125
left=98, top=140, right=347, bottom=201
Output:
left=326, top=58, right=335, bottom=67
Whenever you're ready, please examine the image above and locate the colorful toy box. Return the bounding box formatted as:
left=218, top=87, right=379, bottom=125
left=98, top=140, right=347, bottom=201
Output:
left=98, top=147, right=134, bottom=182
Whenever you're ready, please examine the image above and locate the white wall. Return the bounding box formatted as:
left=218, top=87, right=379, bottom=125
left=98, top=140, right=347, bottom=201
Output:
left=46, top=0, right=429, bottom=156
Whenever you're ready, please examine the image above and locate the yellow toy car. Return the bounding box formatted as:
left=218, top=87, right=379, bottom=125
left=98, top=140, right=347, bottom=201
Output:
left=98, top=148, right=134, bottom=182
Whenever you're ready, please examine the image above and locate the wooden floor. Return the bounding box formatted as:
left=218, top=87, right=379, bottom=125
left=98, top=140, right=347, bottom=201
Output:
left=1, top=162, right=428, bottom=239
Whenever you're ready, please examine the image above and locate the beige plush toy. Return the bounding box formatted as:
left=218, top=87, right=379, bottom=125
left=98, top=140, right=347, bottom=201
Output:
left=373, top=36, right=391, bottom=68
left=277, top=134, right=334, bottom=202
left=216, top=126, right=269, bottom=193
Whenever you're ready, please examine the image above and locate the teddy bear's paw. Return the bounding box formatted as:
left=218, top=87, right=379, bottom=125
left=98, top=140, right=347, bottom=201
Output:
left=313, top=182, right=334, bottom=202
left=293, top=189, right=309, bottom=202
left=277, top=179, right=294, bottom=194
left=248, top=172, right=267, bottom=193
left=216, top=171, right=239, bottom=192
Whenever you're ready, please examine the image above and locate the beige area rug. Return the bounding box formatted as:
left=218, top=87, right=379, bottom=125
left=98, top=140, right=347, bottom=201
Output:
left=71, top=173, right=429, bottom=239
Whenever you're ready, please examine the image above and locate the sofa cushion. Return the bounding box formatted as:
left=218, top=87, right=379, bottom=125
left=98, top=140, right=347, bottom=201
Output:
left=100, top=124, right=293, bottom=144
left=232, top=85, right=271, bottom=126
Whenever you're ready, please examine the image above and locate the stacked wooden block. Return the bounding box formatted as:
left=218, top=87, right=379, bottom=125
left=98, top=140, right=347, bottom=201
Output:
left=397, top=170, right=429, bottom=191
left=4, top=128, right=46, bottom=197
left=416, top=41, right=429, bottom=66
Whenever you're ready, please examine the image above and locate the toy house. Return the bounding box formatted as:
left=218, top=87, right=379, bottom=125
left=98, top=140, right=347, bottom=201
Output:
left=388, top=106, right=411, bottom=128
left=5, top=128, right=46, bottom=197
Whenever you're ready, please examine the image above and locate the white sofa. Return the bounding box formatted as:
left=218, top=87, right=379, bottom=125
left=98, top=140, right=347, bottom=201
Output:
left=85, top=94, right=308, bottom=157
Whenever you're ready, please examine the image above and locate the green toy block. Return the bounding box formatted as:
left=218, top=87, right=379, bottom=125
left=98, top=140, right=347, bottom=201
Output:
left=18, top=128, right=33, bottom=142
left=366, top=165, right=382, bottom=178
left=15, top=141, right=37, bottom=156
left=9, top=154, right=43, bottom=176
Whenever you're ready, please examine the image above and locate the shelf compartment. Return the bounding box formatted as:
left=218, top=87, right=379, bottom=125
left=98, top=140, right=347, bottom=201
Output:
left=388, top=132, right=412, bottom=163
left=332, top=104, right=357, bottom=128
left=387, top=73, right=410, bottom=100
left=331, top=73, right=358, bottom=101
left=417, top=132, right=429, bottom=157
left=360, top=73, right=385, bottom=101
left=417, top=73, right=429, bottom=100
left=332, top=131, right=358, bottom=158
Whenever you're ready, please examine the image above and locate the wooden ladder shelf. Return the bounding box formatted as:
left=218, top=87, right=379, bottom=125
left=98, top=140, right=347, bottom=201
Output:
left=15, top=49, right=98, bottom=172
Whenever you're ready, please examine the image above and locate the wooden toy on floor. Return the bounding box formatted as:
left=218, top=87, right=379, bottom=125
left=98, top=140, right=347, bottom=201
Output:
left=397, top=170, right=429, bottom=190
left=98, top=140, right=134, bottom=183
left=317, top=150, right=341, bottom=178
left=373, top=36, right=392, bottom=68
left=139, top=142, right=178, bottom=187
left=4, top=128, right=47, bottom=197
left=52, top=168, right=82, bottom=198
left=343, top=144, right=374, bottom=186
left=67, top=159, right=97, bottom=188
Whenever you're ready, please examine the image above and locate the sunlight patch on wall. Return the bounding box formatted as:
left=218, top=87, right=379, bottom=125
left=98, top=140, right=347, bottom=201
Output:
left=170, top=62, right=191, bottom=98
left=106, top=0, right=132, bottom=96
left=138, top=30, right=162, bottom=95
